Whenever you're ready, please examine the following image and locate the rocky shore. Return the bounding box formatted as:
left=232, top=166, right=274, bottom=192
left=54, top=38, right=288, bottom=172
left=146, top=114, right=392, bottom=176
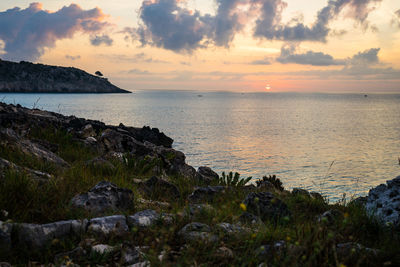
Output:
left=0, top=102, right=399, bottom=266
left=0, top=59, right=130, bottom=93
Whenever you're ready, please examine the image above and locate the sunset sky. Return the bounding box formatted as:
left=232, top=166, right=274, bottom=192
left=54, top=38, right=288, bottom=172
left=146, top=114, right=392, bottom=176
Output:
left=0, top=0, right=399, bottom=92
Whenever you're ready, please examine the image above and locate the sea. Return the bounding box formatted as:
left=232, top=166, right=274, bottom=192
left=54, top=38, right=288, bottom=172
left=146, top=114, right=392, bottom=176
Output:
left=1, top=91, right=399, bottom=202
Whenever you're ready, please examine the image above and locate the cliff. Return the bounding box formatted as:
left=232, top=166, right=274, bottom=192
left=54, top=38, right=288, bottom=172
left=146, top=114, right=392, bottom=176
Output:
left=0, top=59, right=130, bottom=93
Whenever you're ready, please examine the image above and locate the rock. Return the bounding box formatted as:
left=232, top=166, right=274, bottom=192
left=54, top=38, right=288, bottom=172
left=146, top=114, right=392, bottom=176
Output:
left=0, top=263, right=11, bottom=267
left=215, top=246, right=234, bottom=259
left=310, top=192, right=325, bottom=201
left=178, top=222, right=218, bottom=243
left=84, top=136, right=97, bottom=145
left=136, top=198, right=171, bottom=209
left=256, top=240, right=287, bottom=259
left=87, top=215, right=128, bottom=238
left=256, top=180, right=276, bottom=191
left=140, top=176, right=180, bottom=201
left=91, top=244, right=115, bottom=254
left=196, top=166, right=219, bottom=184
left=81, top=124, right=96, bottom=138
left=216, top=223, right=246, bottom=235
left=366, top=176, right=400, bottom=226
left=292, top=188, right=310, bottom=197
left=317, top=209, right=344, bottom=224
left=336, top=242, right=380, bottom=262
left=16, top=220, right=87, bottom=249
left=99, top=129, right=151, bottom=155
left=188, top=186, right=227, bottom=203
left=243, top=192, right=290, bottom=221
left=0, top=221, right=12, bottom=253
left=127, top=209, right=160, bottom=228
left=185, top=204, right=215, bottom=218
left=120, top=246, right=142, bottom=265
left=70, top=181, right=134, bottom=214
left=0, top=157, right=52, bottom=183
left=129, top=261, right=150, bottom=267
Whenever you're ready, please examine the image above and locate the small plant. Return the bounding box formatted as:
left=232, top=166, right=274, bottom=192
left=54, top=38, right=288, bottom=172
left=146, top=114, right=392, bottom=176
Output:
left=218, top=171, right=252, bottom=187
left=256, top=175, right=284, bottom=191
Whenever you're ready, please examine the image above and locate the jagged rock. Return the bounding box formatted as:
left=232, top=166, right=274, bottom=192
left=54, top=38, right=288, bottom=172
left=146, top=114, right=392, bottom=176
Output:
left=91, top=244, right=115, bottom=254
left=216, top=223, right=246, bottom=235
left=196, top=166, right=219, bottom=184
left=366, top=176, right=400, bottom=226
left=0, top=221, right=12, bottom=253
left=336, top=242, right=380, bottom=262
left=178, top=222, right=218, bottom=243
left=120, top=246, right=142, bottom=265
left=0, top=157, right=52, bottom=183
left=16, top=220, right=87, bottom=249
left=188, top=186, right=227, bottom=203
left=215, top=246, right=234, bottom=259
left=1, top=129, right=68, bottom=167
left=185, top=204, right=215, bottom=218
left=243, top=192, right=290, bottom=221
left=80, top=124, right=96, bottom=138
left=127, top=209, right=160, bottom=228
left=0, top=59, right=129, bottom=93
left=140, top=176, right=180, bottom=201
left=292, top=188, right=310, bottom=197
left=99, top=129, right=151, bottom=155
left=317, top=209, right=344, bottom=224
left=70, top=181, right=134, bottom=214
left=87, top=215, right=128, bottom=238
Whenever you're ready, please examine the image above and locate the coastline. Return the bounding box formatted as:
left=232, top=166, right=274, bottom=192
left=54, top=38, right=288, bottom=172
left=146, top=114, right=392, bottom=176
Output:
left=0, top=102, right=399, bottom=266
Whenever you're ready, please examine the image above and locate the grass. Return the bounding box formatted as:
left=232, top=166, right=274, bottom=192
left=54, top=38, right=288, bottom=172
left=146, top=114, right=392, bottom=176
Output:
left=0, top=126, right=399, bottom=266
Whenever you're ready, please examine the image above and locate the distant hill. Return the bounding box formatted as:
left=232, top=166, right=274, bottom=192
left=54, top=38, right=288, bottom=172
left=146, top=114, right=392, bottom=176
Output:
left=0, top=59, right=130, bottom=93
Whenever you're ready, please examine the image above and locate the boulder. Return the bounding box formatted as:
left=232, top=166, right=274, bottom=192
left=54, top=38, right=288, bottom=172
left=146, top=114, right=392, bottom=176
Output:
left=196, top=166, right=219, bottom=184
left=127, top=210, right=160, bottom=228
left=16, top=220, right=87, bottom=249
left=188, top=186, right=227, bottom=203
left=366, top=176, right=400, bottom=226
left=0, top=157, right=52, bottom=183
left=185, top=204, right=215, bottom=218
left=120, top=246, right=142, bottom=265
left=292, top=188, right=310, bottom=197
left=99, top=129, right=151, bottom=156
left=85, top=157, right=115, bottom=171
left=70, top=181, right=134, bottom=214
left=178, top=222, right=218, bottom=243
left=243, top=192, right=290, bottom=221
left=87, top=215, right=128, bottom=238
left=216, top=223, right=246, bottom=236
left=91, top=244, right=115, bottom=254
left=139, top=176, right=180, bottom=201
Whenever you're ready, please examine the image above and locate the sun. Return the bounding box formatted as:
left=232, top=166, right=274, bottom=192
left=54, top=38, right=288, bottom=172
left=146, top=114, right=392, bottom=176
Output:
left=265, top=84, right=271, bottom=90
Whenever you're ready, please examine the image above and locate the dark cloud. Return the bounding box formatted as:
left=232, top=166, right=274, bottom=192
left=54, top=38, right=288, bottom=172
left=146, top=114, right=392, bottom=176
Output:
left=250, top=57, right=272, bottom=65
left=349, top=48, right=380, bottom=65
left=393, top=9, right=400, bottom=27
left=0, top=3, right=109, bottom=61
left=276, top=44, right=344, bottom=66
left=254, top=0, right=382, bottom=41
left=90, top=34, right=113, bottom=46
left=127, top=68, right=150, bottom=75
left=65, top=54, right=81, bottom=60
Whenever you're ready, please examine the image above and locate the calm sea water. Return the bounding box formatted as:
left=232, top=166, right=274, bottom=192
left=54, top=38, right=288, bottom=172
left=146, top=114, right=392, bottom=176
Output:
left=1, top=91, right=400, bottom=201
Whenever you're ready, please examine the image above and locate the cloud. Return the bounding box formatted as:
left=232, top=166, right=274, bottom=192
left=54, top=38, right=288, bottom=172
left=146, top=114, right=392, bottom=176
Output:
left=65, top=54, right=81, bottom=60
left=349, top=48, right=380, bottom=65
left=98, top=52, right=168, bottom=63
left=127, top=68, right=150, bottom=75
left=392, top=9, right=400, bottom=28
left=250, top=57, right=272, bottom=65
left=0, top=2, right=109, bottom=61
left=90, top=34, right=113, bottom=46
left=254, top=0, right=382, bottom=42
left=276, top=44, right=344, bottom=66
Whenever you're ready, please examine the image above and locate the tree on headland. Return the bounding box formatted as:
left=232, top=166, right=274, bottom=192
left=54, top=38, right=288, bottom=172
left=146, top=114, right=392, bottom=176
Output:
left=95, top=71, right=103, bottom=77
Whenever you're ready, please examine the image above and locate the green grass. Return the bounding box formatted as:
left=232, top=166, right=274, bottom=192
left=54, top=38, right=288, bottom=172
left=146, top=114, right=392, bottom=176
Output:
left=0, top=126, right=399, bottom=266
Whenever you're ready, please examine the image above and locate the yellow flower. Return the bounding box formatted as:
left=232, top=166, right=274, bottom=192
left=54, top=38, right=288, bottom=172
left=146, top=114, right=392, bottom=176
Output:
left=240, top=203, right=247, bottom=211
left=339, top=264, right=347, bottom=267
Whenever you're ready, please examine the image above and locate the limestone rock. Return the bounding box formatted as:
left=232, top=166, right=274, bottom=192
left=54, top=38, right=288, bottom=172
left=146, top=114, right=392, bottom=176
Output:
left=91, top=244, right=115, bottom=254
left=127, top=209, right=160, bottom=228
left=178, top=222, right=218, bottom=243
left=196, top=166, right=219, bottom=184
left=366, top=175, right=400, bottom=226
left=140, top=176, right=180, bottom=201
left=243, top=192, right=290, bottom=221
left=0, top=221, right=12, bottom=253
left=87, top=215, right=128, bottom=238
left=16, top=220, right=87, bottom=249
left=71, top=181, right=134, bottom=214
left=188, top=186, right=227, bottom=203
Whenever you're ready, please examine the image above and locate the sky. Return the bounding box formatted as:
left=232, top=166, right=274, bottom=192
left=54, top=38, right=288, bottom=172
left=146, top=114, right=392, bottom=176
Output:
left=0, top=0, right=399, bottom=92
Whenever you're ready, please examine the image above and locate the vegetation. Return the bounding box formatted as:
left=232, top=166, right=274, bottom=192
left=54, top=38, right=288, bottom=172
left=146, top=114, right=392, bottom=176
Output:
left=0, top=127, right=399, bottom=266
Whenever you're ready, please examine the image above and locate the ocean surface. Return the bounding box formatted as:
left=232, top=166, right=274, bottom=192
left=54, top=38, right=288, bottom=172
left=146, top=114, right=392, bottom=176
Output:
left=1, top=91, right=400, bottom=201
